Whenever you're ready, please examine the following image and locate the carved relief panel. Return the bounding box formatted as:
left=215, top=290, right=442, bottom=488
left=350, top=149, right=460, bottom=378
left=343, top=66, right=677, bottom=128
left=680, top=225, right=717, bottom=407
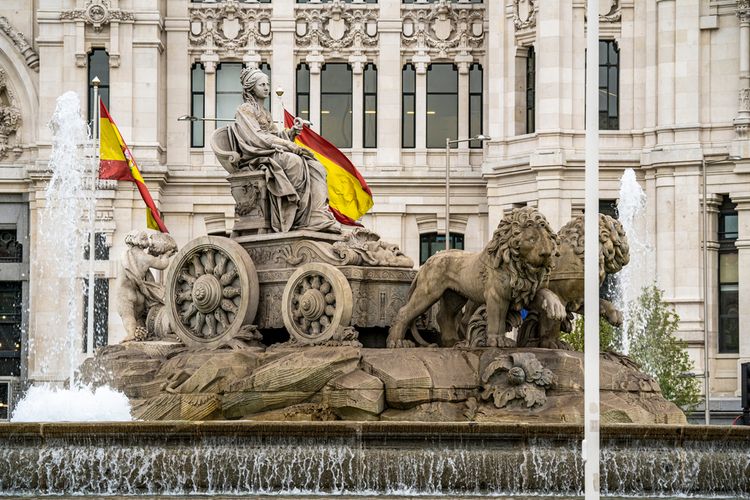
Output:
left=0, top=69, right=21, bottom=161
left=295, top=0, right=379, bottom=58
left=189, top=0, right=273, bottom=60
left=401, top=1, right=484, bottom=58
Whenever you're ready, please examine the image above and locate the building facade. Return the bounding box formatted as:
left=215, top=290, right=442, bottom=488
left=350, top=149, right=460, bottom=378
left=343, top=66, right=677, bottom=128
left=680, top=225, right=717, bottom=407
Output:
left=0, top=0, right=748, bottom=421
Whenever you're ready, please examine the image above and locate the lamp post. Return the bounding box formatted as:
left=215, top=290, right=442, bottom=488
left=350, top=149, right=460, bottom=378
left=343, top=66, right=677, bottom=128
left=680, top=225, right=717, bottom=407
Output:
left=177, top=115, right=234, bottom=123
left=702, top=154, right=741, bottom=425
left=444, top=135, right=491, bottom=250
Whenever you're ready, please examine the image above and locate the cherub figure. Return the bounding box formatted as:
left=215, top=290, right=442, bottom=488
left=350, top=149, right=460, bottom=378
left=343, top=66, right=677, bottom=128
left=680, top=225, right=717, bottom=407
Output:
left=115, top=229, right=177, bottom=342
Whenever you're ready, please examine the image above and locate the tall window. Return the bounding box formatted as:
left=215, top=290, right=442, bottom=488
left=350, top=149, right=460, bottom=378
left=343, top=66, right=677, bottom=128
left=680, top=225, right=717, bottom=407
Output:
left=718, top=196, right=739, bottom=354
left=88, top=48, right=109, bottom=124
left=526, top=46, right=536, bottom=134
left=296, top=63, right=310, bottom=122
left=82, top=278, right=109, bottom=353
left=469, top=63, right=483, bottom=148
left=83, top=233, right=110, bottom=261
left=599, top=40, right=619, bottom=130
left=0, top=227, right=22, bottom=263
left=216, top=62, right=243, bottom=121
left=426, top=63, right=458, bottom=148
left=190, top=62, right=205, bottom=148
left=402, top=63, right=416, bottom=149
left=420, top=233, right=464, bottom=265
left=321, top=63, right=352, bottom=148
left=364, top=63, right=377, bottom=148
left=259, top=62, right=271, bottom=113
left=0, top=282, right=21, bottom=377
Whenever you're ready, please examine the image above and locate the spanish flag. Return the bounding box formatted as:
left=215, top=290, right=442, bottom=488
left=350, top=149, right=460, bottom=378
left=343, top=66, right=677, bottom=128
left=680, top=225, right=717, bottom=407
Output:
left=98, top=99, right=168, bottom=233
left=284, top=110, right=373, bottom=225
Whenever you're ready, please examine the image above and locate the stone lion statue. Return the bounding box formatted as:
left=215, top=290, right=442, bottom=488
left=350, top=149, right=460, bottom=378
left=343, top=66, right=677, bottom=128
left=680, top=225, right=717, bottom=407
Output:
left=517, top=213, right=630, bottom=349
left=387, top=207, right=566, bottom=348
left=116, top=229, right=178, bottom=342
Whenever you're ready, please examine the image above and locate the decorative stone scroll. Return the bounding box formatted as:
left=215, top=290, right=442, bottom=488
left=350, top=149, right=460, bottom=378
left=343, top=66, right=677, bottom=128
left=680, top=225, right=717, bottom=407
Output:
left=189, top=0, right=272, bottom=57
left=0, top=17, right=39, bottom=72
left=0, top=69, right=21, bottom=160
left=513, top=0, right=536, bottom=30
left=295, top=0, right=379, bottom=52
left=60, top=0, right=135, bottom=32
left=401, top=0, right=484, bottom=57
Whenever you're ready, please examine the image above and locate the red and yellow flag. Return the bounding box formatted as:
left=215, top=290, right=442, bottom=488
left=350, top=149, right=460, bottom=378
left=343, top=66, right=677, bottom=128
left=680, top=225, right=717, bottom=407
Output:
left=99, top=99, right=168, bottom=233
left=284, top=110, right=373, bottom=225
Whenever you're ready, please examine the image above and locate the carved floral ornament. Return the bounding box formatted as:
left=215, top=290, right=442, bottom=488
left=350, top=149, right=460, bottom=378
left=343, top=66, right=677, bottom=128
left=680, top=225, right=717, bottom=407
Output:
left=60, top=0, right=135, bottom=32
left=295, top=1, right=379, bottom=52
left=401, top=0, right=484, bottom=56
left=0, top=68, right=21, bottom=160
left=189, top=1, right=272, bottom=55
left=739, top=0, right=750, bottom=24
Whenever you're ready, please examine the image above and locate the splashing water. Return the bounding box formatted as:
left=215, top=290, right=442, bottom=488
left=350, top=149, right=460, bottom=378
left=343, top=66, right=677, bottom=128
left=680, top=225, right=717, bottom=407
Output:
left=615, top=168, right=653, bottom=354
left=11, top=92, right=132, bottom=421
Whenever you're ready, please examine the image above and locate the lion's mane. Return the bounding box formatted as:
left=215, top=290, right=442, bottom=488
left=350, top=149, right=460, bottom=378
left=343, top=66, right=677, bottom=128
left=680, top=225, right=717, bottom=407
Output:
left=557, top=214, right=630, bottom=282
left=484, top=206, right=558, bottom=310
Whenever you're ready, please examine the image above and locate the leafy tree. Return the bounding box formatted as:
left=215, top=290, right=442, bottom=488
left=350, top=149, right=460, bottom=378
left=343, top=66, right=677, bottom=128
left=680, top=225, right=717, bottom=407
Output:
left=562, top=284, right=701, bottom=411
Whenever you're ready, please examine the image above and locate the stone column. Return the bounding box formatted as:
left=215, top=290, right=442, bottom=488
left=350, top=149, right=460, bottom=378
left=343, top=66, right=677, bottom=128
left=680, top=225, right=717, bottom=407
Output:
left=307, top=55, right=324, bottom=135
left=271, top=0, right=295, bottom=127
left=413, top=54, right=429, bottom=168
left=673, top=0, right=699, bottom=143
left=456, top=56, right=471, bottom=167
left=376, top=9, right=402, bottom=168
left=201, top=55, right=218, bottom=165
left=656, top=0, right=675, bottom=144
left=350, top=55, right=366, bottom=164
left=733, top=192, right=750, bottom=395
left=734, top=2, right=750, bottom=148
left=165, top=1, right=190, bottom=167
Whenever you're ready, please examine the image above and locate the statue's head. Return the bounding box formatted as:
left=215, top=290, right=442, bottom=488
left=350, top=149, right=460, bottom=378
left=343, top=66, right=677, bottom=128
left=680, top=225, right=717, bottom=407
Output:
left=240, top=68, right=270, bottom=101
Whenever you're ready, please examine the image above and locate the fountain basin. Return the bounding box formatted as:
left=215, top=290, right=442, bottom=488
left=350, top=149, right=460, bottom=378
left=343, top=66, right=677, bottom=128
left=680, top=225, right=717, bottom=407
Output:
left=0, top=422, right=748, bottom=497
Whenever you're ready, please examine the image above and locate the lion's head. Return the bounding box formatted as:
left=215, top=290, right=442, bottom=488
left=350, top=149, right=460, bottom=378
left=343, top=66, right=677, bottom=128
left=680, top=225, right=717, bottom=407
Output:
left=484, top=207, right=559, bottom=309
left=557, top=214, right=630, bottom=282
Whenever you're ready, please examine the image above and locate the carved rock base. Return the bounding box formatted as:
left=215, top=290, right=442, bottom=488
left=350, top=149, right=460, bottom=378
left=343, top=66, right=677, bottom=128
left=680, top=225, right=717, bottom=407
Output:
left=78, top=343, right=686, bottom=425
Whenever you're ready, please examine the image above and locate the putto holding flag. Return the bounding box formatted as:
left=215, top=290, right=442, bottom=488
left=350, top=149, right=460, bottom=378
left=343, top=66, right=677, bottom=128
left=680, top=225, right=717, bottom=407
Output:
left=214, top=67, right=372, bottom=233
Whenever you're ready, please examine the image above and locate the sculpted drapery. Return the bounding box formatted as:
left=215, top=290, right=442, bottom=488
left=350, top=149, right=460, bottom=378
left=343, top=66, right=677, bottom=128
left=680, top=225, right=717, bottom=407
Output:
left=223, top=68, right=340, bottom=233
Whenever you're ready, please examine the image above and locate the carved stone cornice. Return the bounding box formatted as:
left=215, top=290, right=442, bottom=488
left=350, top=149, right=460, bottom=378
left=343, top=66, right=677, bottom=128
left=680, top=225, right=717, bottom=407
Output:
left=189, top=0, right=272, bottom=58
left=401, top=0, right=484, bottom=58
left=0, top=17, right=39, bottom=72
left=295, top=0, right=379, bottom=54
left=60, top=0, right=135, bottom=32
left=513, top=0, right=536, bottom=30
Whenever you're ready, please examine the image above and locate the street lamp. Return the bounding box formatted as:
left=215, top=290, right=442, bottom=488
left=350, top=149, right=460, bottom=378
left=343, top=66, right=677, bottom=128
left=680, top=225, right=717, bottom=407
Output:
left=177, top=115, right=234, bottom=122
left=702, top=154, right=741, bottom=425
left=445, top=135, right=491, bottom=250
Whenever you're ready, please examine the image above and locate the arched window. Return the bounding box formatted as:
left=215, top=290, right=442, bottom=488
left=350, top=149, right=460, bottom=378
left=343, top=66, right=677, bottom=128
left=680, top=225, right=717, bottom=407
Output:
left=419, top=232, right=464, bottom=265
left=259, top=62, right=271, bottom=113
left=88, top=48, right=109, bottom=124
left=469, top=63, right=483, bottom=148
left=599, top=40, right=619, bottom=130
left=426, top=63, right=458, bottom=148
left=321, top=63, right=352, bottom=148
left=216, top=62, right=243, bottom=121
left=402, top=63, right=416, bottom=149
left=190, top=62, right=205, bottom=148
left=363, top=63, right=377, bottom=148
left=296, top=63, right=310, bottom=121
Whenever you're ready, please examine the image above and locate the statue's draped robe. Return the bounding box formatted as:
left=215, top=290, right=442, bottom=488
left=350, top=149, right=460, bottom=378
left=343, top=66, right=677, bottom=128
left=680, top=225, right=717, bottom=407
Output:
left=227, top=101, right=339, bottom=233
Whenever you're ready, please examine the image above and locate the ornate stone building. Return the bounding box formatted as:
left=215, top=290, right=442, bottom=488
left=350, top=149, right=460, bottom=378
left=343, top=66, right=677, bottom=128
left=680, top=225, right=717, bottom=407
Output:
left=0, top=0, right=748, bottom=421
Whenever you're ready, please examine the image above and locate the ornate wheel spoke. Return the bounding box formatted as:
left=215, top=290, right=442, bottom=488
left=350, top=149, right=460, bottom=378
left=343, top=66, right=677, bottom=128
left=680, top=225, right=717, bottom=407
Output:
left=205, top=313, right=217, bottom=338
left=221, top=299, right=238, bottom=315
left=223, top=287, right=241, bottom=299
left=214, top=253, right=228, bottom=277
left=220, top=267, right=238, bottom=286
left=204, top=249, right=216, bottom=275
left=176, top=291, right=193, bottom=304
left=215, top=309, right=230, bottom=329
left=178, top=271, right=196, bottom=285
left=181, top=303, right=198, bottom=323
left=192, top=254, right=205, bottom=276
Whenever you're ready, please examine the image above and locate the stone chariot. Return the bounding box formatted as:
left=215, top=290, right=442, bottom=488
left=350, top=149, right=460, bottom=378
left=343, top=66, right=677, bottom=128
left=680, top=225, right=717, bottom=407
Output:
left=163, top=127, right=416, bottom=349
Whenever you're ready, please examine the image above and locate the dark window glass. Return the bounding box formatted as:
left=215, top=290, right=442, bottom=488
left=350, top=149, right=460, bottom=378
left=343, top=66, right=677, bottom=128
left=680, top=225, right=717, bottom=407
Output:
left=419, top=233, right=464, bottom=265
left=82, top=277, right=109, bottom=353
left=296, top=63, right=310, bottom=121
left=0, top=381, right=8, bottom=420
left=469, top=63, right=483, bottom=148
left=83, top=233, right=109, bottom=261
left=191, top=62, right=205, bottom=148
left=0, top=228, right=22, bottom=263
left=0, top=282, right=22, bottom=377
left=88, top=49, right=109, bottom=125
left=321, top=63, right=352, bottom=148
left=599, top=40, right=619, bottom=130
left=364, top=63, right=377, bottom=148
left=598, top=200, right=619, bottom=301
left=718, top=196, right=738, bottom=354
left=427, top=63, right=458, bottom=148
left=526, top=46, right=536, bottom=134
left=402, top=64, right=416, bottom=149
left=599, top=199, right=618, bottom=219
left=216, top=62, right=243, bottom=121
left=260, top=62, right=271, bottom=113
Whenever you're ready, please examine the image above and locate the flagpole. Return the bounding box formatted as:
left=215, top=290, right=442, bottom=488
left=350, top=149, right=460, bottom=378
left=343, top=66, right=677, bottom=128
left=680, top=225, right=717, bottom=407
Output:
left=86, top=77, right=100, bottom=358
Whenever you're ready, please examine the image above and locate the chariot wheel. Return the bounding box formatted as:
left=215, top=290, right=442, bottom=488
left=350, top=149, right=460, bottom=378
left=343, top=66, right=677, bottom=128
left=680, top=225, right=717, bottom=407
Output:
left=281, top=262, right=353, bottom=345
left=166, top=236, right=259, bottom=349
